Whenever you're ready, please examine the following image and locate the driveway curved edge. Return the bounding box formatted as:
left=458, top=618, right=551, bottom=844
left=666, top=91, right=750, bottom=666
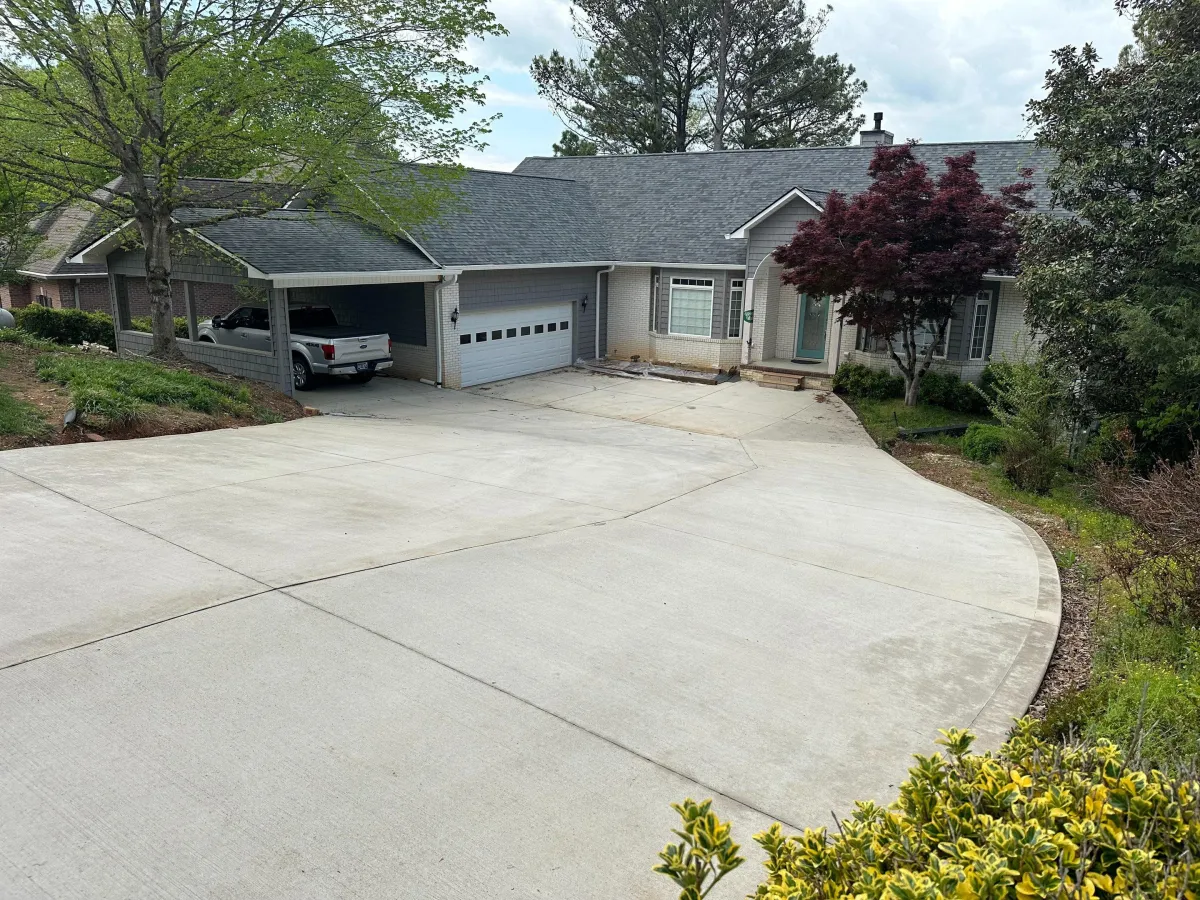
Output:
left=878, top=451, right=1063, bottom=749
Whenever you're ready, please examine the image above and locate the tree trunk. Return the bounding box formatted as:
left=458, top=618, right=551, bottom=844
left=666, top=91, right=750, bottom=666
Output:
left=711, top=0, right=731, bottom=150
left=903, top=373, right=920, bottom=406
left=138, top=214, right=180, bottom=358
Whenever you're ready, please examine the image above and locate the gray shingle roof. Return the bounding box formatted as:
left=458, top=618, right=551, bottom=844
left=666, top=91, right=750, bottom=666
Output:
left=183, top=210, right=437, bottom=275
left=404, top=169, right=611, bottom=267
left=514, top=141, right=1057, bottom=266
left=21, top=204, right=110, bottom=277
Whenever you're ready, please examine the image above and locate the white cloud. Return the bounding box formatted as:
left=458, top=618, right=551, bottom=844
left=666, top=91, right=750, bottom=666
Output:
left=820, top=0, right=1135, bottom=141
left=467, top=0, right=575, bottom=75
left=480, top=85, right=551, bottom=109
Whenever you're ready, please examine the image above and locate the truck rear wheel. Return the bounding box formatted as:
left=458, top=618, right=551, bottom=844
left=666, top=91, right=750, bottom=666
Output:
left=292, top=354, right=314, bottom=391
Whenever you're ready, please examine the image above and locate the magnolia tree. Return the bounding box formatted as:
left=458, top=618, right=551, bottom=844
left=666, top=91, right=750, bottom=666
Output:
left=0, top=0, right=503, bottom=356
left=774, top=144, right=1032, bottom=405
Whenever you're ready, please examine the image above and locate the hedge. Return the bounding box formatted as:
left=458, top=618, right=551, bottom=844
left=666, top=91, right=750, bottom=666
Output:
left=658, top=719, right=1200, bottom=900
left=14, top=304, right=116, bottom=348
left=12, top=305, right=189, bottom=349
left=831, top=363, right=905, bottom=400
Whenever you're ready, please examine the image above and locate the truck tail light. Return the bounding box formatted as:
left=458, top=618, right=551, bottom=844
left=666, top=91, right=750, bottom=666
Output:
left=388, top=338, right=392, bottom=353
left=320, top=343, right=335, bottom=360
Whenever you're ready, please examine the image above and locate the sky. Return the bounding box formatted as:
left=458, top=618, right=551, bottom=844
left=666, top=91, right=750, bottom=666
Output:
left=456, top=0, right=1136, bottom=172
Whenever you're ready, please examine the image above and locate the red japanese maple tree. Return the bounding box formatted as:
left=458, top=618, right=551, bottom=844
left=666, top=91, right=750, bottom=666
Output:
left=774, top=144, right=1032, bottom=405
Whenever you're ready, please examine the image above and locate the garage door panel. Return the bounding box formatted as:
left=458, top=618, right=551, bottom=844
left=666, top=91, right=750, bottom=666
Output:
left=460, top=303, right=573, bottom=387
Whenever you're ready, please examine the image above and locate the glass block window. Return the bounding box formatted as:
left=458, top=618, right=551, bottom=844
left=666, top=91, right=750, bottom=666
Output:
left=668, top=278, right=714, bottom=337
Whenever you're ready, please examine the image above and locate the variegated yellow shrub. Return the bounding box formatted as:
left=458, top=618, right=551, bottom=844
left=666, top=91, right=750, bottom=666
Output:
left=657, top=720, right=1200, bottom=900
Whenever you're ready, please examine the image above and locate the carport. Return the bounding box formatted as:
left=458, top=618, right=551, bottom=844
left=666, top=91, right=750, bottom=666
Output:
left=72, top=210, right=450, bottom=395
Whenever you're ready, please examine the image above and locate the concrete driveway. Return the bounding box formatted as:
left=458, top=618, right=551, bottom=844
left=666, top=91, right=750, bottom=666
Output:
left=0, top=373, right=1058, bottom=899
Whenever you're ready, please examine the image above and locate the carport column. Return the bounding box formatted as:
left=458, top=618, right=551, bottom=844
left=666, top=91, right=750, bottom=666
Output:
left=268, top=286, right=294, bottom=396
left=439, top=279, right=463, bottom=389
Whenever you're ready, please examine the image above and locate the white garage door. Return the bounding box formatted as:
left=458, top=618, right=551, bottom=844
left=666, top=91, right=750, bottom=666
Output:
left=459, top=302, right=573, bottom=387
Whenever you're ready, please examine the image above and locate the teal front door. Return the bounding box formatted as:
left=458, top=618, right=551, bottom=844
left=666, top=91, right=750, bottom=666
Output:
left=794, top=294, right=829, bottom=360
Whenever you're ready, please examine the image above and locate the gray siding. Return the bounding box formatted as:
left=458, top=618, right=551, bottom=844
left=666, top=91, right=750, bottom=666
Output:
left=458, top=267, right=600, bottom=360
left=945, top=296, right=968, bottom=360
left=108, top=248, right=246, bottom=284
left=745, top=197, right=821, bottom=274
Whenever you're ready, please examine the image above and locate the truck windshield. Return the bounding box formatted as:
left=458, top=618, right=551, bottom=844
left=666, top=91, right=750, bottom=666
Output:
left=289, top=306, right=339, bottom=330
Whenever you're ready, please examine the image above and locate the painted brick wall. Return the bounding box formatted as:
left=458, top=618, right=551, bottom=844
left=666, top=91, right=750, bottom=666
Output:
left=747, top=273, right=770, bottom=363
left=649, top=333, right=743, bottom=370
left=0, top=282, right=31, bottom=309
left=439, top=281, right=463, bottom=388
left=76, top=278, right=111, bottom=312
left=989, top=280, right=1039, bottom=361
left=457, top=267, right=599, bottom=361
left=606, top=266, right=653, bottom=360
left=384, top=282, right=438, bottom=382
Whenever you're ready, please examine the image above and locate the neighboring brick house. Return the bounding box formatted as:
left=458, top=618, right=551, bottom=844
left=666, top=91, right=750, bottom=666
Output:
left=3, top=203, right=111, bottom=311
left=70, top=120, right=1056, bottom=395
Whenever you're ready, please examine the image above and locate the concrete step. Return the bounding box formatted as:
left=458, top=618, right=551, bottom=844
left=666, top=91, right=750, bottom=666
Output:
left=759, top=380, right=803, bottom=391
left=757, top=372, right=805, bottom=391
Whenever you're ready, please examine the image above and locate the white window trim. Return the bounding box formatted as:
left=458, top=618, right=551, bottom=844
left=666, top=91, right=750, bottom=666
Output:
left=969, top=289, right=993, bottom=360
left=728, top=278, right=744, bottom=338
left=668, top=277, right=715, bottom=338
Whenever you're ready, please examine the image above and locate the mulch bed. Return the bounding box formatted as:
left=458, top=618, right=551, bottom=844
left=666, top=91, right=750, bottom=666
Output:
left=891, top=443, right=1098, bottom=718
left=0, top=343, right=304, bottom=451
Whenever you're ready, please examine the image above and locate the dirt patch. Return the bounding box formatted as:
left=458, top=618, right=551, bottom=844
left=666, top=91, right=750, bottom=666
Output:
left=0, top=344, right=303, bottom=451
left=891, top=442, right=1097, bottom=718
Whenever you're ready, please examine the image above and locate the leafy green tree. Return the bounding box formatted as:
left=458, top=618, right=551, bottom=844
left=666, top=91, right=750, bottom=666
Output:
left=0, top=168, right=47, bottom=282
left=552, top=130, right=599, bottom=156
left=0, top=0, right=502, bottom=355
left=1022, top=0, right=1200, bottom=462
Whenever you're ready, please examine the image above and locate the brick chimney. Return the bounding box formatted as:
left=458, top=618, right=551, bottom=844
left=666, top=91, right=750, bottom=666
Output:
left=859, top=112, right=893, bottom=147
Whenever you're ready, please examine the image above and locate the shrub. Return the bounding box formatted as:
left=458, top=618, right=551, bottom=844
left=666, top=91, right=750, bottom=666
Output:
left=129, top=315, right=190, bottom=338
left=961, top=423, right=1009, bottom=463
left=1097, top=450, right=1200, bottom=624
left=14, top=304, right=115, bottom=348
left=918, top=369, right=990, bottom=414
left=986, top=360, right=1070, bottom=494
left=832, top=363, right=904, bottom=400
left=35, top=353, right=252, bottom=426
left=659, top=720, right=1200, bottom=900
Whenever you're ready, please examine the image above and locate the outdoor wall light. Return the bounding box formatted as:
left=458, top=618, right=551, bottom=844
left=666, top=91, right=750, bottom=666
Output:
left=450, top=306, right=459, bottom=325
left=580, top=294, right=588, bottom=311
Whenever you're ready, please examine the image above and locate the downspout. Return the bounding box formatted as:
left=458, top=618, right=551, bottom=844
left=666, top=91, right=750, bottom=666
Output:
left=433, top=273, right=458, bottom=388
left=742, top=254, right=773, bottom=366
left=595, top=265, right=614, bottom=360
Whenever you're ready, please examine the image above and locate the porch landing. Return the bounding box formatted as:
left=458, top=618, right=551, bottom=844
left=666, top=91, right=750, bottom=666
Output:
left=742, top=358, right=836, bottom=391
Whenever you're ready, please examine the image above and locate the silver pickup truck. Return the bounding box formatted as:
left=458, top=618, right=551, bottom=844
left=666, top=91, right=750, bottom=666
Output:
left=198, top=304, right=393, bottom=391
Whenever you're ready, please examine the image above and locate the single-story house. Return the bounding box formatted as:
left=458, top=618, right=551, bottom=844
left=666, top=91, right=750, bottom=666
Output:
left=66, top=116, right=1055, bottom=396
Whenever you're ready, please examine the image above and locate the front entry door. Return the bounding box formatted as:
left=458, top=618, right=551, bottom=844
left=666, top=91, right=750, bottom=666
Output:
left=794, top=293, right=829, bottom=360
